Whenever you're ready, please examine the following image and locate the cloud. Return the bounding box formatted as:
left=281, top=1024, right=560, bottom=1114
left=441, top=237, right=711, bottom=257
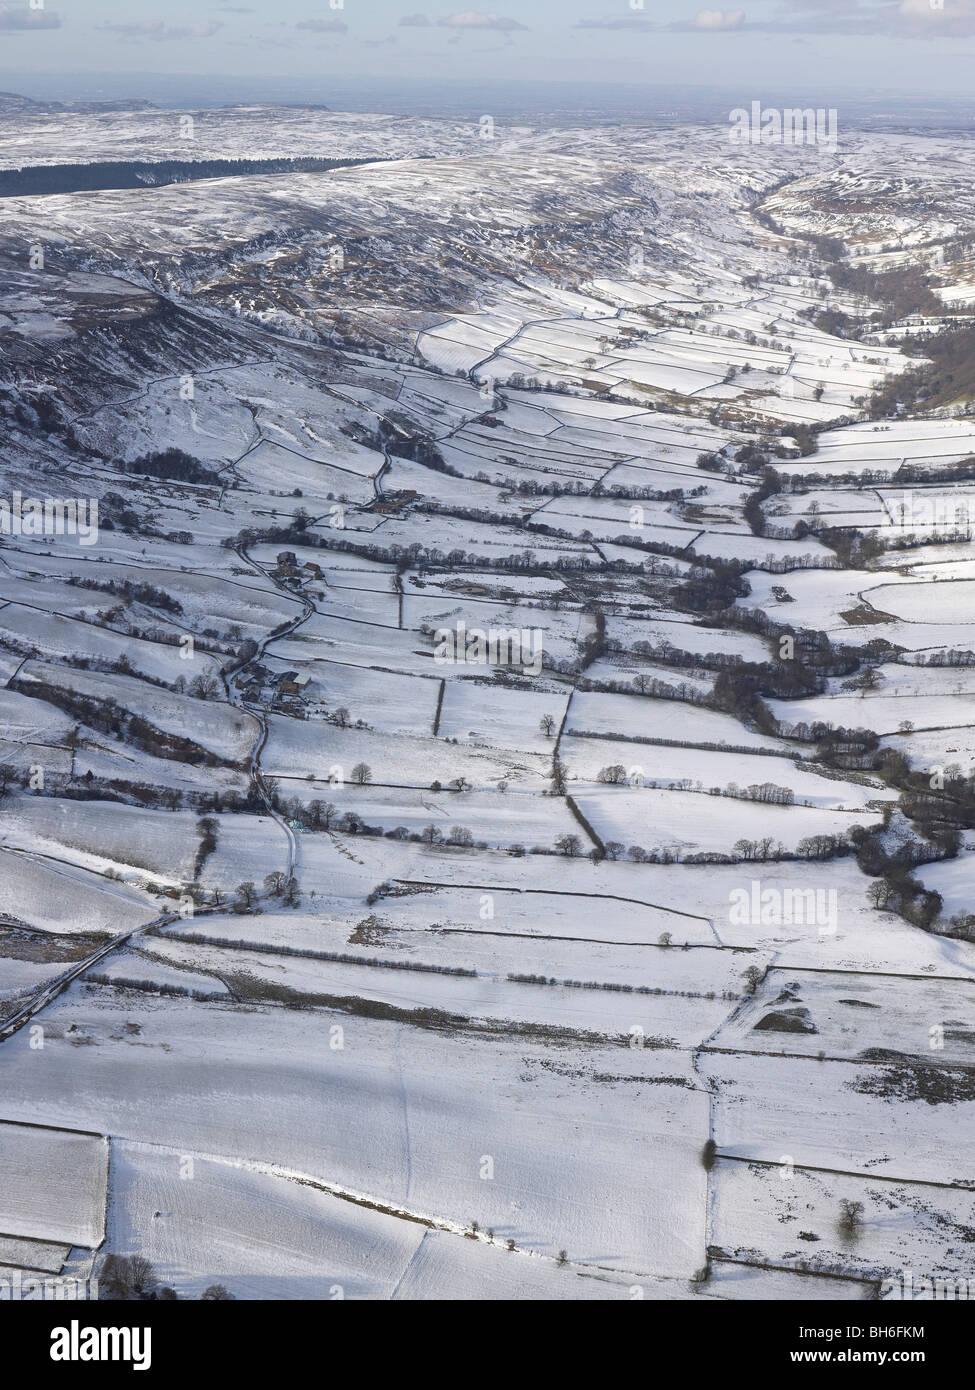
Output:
left=398, top=11, right=431, bottom=24
left=577, top=1, right=975, bottom=38
left=746, top=0, right=975, bottom=38
left=97, top=20, right=161, bottom=35
left=0, top=5, right=61, bottom=30
left=438, top=10, right=529, bottom=30
left=295, top=16, right=348, bottom=32
left=691, top=8, right=746, bottom=28
left=894, top=0, right=975, bottom=32
left=577, top=9, right=745, bottom=31
left=575, top=15, right=654, bottom=28
left=98, top=20, right=223, bottom=41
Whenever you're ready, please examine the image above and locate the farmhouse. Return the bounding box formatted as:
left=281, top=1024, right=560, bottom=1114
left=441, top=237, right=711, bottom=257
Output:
left=280, top=673, right=311, bottom=695
left=371, top=489, right=418, bottom=515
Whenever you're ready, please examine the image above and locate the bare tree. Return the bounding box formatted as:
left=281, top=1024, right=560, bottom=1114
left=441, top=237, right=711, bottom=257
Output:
left=867, top=880, right=894, bottom=910
left=189, top=670, right=220, bottom=701
left=100, top=1253, right=157, bottom=1301
left=838, top=1199, right=864, bottom=1243
left=555, top=833, right=582, bottom=857
left=308, top=800, right=336, bottom=829
left=235, top=880, right=258, bottom=909
left=741, top=965, right=764, bottom=995
left=597, top=764, right=626, bottom=784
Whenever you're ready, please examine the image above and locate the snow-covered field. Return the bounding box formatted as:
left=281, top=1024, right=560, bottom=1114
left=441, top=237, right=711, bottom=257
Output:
left=0, top=1121, right=107, bottom=1247
left=1, top=102, right=974, bottom=1303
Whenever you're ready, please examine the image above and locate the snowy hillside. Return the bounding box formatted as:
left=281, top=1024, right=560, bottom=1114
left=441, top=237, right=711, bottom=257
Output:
left=1, top=105, right=974, bottom=1303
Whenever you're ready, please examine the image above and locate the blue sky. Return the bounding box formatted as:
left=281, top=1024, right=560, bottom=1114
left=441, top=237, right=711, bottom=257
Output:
left=2, top=1, right=975, bottom=97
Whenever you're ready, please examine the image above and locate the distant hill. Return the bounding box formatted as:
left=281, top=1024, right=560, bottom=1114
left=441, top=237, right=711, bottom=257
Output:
left=0, top=154, right=378, bottom=198
left=0, top=91, right=157, bottom=115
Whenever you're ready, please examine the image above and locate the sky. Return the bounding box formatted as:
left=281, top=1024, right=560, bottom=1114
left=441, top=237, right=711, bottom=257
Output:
left=2, top=0, right=975, bottom=102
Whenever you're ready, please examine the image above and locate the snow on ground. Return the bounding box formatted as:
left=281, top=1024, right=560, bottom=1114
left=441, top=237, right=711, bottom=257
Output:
left=574, top=785, right=883, bottom=858
left=3, top=110, right=975, bottom=1301
left=712, top=1159, right=975, bottom=1284
left=567, top=691, right=790, bottom=752
left=713, top=967, right=975, bottom=1065
left=16, top=661, right=257, bottom=764
left=0, top=798, right=284, bottom=892
left=264, top=717, right=548, bottom=792
left=0, top=984, right=709, bottom=1276
left=701, top=1051, right=975, bottom=1185
left=0, top=1121, right=107, bottom=1247
left=563, top=735, right=893, bottom=810
left=0, top=846, right=157, bottom=935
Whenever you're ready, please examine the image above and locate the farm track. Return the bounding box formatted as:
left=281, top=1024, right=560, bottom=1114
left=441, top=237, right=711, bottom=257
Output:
left=0, top=910, right=178, bottom=1045
left=230, top=545, right=319, bottom=887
